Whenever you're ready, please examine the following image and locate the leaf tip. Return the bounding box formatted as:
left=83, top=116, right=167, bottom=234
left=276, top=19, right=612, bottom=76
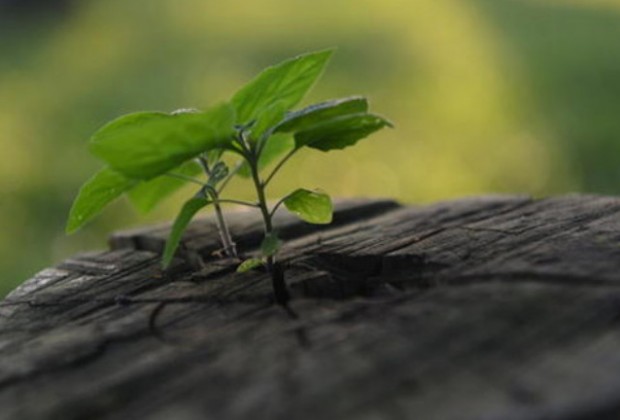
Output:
left=65, top=221, right=78, bottom=235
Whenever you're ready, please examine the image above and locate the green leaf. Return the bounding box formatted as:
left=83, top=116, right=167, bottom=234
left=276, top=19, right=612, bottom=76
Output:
left=162, top=196, right=211, bottom=267
left=251, top=101, right=287, bottom=142
left=283, top=188, right=333, bottom=224
left=66, top=167, right=138, bottom=234
left=275, top=96, right=368, bottom=133
left=260, top=233, right=282, bottom=257
left=237, top=133, right=294, bottom=177
left=237, top=258, right=265, bottom=273
left=128, top=160, right=202, bottom=214
left=231, top=49, right=334, bottom=125
left=90, top=103, right=235, bottom=180
left=295, top=113, right=391, bottom=152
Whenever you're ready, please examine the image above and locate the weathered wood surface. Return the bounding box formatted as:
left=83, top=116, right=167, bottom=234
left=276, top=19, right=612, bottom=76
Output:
left=3, top=195, right=620, bottom=420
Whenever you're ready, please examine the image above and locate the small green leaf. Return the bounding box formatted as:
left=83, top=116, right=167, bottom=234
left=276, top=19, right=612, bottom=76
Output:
left=128, top=160, right=202, bottom=214
left=66, top=167, right=138, bottom=234
left=283, top=188, right=333, bottom=224
left=237, top=133, right=294, bottom=178
left=162, top=196, right=211, bottom=267
left=294, top=113, right=391, bottom=152
left=275, top=96, right=368, bottom=133
left=251, top=101, right=287, bottom=142
left=90, top=103, right=235, bottom=180
left=237, top=258, right=265, bottom=273
left=231, top=49, right=334, bottom=125
left=261, top=233, right=282, bottom=257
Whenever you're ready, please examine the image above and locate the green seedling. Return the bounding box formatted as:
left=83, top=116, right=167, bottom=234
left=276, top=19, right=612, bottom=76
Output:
left=66, top=49, right=392, bottom=305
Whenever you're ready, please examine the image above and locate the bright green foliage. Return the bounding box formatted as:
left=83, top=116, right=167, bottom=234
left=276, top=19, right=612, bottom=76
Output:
left=283, top=189, right=333, bottom=224
left=129, top=161, right=202, bottom=213
left=68, top=49, right=390, bottom=274
left=261, top=233, right=282, bottom=257
left=251, top=101, right=288, bottom=142
left=231, top=49, right=333, bottom=124
left=66, top=168, right=137, bottom=233
left=90, top=104, right=235, bottom=179
left=162, top=196, right=211, bottom=267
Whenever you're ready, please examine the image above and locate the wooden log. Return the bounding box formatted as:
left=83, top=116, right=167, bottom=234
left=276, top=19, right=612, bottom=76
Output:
left=2, top=195, right=620, bottom=419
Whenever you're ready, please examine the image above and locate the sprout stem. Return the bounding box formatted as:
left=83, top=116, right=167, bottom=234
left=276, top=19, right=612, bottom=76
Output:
left=248, top=156, right=289, bottom=306
left=198, top=157, right=238, bottom=259
left=217, top=161, right=244, bottom=193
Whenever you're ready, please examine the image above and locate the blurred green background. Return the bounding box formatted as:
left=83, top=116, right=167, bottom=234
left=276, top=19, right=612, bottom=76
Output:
left=1, top=0, right=620, bottom=295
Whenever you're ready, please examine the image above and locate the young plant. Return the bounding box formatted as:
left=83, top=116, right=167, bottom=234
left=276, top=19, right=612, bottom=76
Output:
left=66, top=49, right=391, bottom=305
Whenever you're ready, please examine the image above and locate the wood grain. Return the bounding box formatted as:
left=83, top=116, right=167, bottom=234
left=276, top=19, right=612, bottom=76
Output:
left=2, top=195, right=620, bottom=419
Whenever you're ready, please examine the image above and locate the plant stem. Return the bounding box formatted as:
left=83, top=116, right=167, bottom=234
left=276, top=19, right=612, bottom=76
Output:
left=269, top=195, right=288, bottom=219
left=249, top=158, right=289, bottom=306
left=197, top=157, right=238, bottom=259
left=217, top=161, right=244, bottom=194
left=212, top=199, right=237, bottom=258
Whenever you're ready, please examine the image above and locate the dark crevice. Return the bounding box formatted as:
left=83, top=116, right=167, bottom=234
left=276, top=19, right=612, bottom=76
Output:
left=287, top=254, right=384, bottom=299
left=285, top=250, right=446, bottom=299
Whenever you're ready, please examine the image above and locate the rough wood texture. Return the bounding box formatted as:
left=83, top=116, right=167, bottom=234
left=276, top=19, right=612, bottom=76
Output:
left=3, top=195, right=620, bottom=419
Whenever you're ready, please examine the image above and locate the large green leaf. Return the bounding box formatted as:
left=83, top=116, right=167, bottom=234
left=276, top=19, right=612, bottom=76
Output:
left=275, top=96, right=368, bottom=133
left=231, top=49, right=333, bottom=125
left=90, top=103, right=235, bottom=180
left=294, top=113, right=391, bottom=152
left=128, top=160, right=202, bottom=214
left=283, top=188, right=332, bottom=224
left=162, top=196, right=211, bottom=267
left=237, top=133, right=294, bottom=178
left=66, top=167, right=138, bottom=234
left=251, top=101, right=287, bottom=142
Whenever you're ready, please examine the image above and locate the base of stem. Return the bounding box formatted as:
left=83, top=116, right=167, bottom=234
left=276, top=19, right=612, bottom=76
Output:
left=269, top=261, right=289, bottom=306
